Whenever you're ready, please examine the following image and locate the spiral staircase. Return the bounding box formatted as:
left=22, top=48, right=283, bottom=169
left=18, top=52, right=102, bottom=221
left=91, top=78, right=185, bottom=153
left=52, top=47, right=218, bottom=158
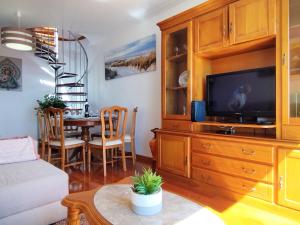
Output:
left=30, top=27, right=88, bottom=110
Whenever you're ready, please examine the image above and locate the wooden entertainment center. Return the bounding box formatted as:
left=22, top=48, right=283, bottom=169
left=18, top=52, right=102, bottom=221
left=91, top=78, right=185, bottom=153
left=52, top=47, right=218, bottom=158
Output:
left=157, top=0, right=300, bottom=215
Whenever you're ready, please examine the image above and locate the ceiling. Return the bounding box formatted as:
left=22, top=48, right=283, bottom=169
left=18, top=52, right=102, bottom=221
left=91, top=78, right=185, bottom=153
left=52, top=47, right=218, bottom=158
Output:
left=0, top=0, right=183, bottom=43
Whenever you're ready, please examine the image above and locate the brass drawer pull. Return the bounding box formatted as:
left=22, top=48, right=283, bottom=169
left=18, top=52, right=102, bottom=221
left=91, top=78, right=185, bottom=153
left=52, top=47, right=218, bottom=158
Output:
left=241, top=167, right=256, bottom=174
left=241, top=184, right=256, bottom=192
left=200, top=174, right=212, bottom=183
left=200, top=143, right=212, bottom=150
left=241, top=148, right=255, bottom=155
left=201, top=159, right=211, bottom=166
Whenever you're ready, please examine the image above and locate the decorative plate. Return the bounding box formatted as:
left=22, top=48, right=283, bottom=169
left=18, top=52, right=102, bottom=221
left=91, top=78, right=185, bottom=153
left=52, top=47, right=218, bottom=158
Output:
left=178, top=71, right=188, bottom=87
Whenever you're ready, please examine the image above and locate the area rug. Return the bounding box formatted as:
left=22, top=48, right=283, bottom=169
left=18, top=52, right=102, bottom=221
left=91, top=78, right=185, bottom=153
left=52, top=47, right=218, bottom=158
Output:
left=53, top=214, right=90, bottom=225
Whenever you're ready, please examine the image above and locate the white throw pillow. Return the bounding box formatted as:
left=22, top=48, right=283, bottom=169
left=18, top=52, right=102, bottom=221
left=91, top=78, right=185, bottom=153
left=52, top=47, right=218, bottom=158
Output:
left=0, top=136, right=39, bottom=165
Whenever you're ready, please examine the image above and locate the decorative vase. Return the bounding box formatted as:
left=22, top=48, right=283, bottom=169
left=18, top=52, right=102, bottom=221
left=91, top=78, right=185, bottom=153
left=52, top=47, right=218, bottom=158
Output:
left=130, top=188, right=162, bottom=216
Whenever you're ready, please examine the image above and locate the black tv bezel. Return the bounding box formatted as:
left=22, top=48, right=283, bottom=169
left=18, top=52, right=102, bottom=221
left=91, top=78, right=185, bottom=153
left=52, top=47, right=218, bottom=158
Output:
left=205, top=66, right=276, bottom=118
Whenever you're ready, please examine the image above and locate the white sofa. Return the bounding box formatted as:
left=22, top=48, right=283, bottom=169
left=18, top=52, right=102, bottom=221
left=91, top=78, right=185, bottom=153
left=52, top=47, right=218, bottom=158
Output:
left=0, top=159, right=68, bottom=225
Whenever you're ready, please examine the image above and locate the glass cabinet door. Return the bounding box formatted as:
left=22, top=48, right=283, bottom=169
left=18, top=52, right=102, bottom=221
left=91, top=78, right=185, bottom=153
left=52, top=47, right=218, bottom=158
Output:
left=163, top=22, right=191, bottom=119
left=289, top=0, right=300, bottom=119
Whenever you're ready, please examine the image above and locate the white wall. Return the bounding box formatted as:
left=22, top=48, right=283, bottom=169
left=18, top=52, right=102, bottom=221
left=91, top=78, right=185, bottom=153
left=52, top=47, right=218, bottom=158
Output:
left=88, top=0, right=206, bottom=157
left=0, top=46, right=55, bottom=139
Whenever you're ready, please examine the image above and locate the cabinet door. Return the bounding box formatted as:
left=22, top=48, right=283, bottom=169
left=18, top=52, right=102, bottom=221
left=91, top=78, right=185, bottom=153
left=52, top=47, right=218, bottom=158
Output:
left=229, top=0, right=275, bottom=44
left=282, top=0, right=300, bottom=141
left=158, top=134, right=190, bottom=177
left=194, top=7, right=228, bottom=52
left=278, top=148, right=300, bottom=210
left=162, top=21, right=192, bottom=120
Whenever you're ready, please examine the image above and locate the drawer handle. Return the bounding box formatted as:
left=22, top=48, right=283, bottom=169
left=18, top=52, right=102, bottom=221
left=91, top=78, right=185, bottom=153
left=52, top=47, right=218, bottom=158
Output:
left=241, top=184, right=256, bottom=192
left=201, top=143, right=212, bottom=150
left=241, top=148, right=255, bottom=155
left=201, top=159, right=211, bottom=166
left=200, top=174, right=212, bottom=183
left=241, top=167, right=256, bottom=174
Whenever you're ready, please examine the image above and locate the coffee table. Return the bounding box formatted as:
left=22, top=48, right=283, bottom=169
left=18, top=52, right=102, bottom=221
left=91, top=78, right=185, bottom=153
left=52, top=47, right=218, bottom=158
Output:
left=62, top=177, right=224, bottom=225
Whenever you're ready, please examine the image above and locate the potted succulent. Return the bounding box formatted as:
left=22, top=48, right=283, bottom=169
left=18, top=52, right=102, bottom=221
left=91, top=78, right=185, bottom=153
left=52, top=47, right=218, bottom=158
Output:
left=131, top=168, right=163, bottom=216
left=37, top=94, right=67, bottom=110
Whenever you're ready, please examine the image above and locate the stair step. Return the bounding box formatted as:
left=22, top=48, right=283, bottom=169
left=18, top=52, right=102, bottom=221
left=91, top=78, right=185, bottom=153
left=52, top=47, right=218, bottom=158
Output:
left=57, top=72, right=78, bottom=79
left=35, top=53, right=55, bottom=63
left=56, top=92, right=87, bottom=96
left=36, top=39, right=56, bottom=47
left=49, top=62, right=66, bottom=65
left=64, top=100, right=86, bottom=103
left=56, top=83, right=84, bottom=87
left=36, top=45, right=57, bottom=56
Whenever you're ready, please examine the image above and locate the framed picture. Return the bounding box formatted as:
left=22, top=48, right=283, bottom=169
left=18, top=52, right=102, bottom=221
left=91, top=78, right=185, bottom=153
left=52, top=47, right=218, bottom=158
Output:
left=0, top=56, right=22, bottom=91
left=105, top=34, right=156, bottom=80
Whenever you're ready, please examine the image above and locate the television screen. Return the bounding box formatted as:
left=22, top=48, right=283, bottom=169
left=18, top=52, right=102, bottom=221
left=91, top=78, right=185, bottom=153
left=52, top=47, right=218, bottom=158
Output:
left=206, top=67, right=275, bottom=118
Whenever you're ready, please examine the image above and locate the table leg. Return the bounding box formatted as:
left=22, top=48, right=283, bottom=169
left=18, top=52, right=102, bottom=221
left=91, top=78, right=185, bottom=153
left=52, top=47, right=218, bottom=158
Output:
left=67, top=208, right=80, bottom=225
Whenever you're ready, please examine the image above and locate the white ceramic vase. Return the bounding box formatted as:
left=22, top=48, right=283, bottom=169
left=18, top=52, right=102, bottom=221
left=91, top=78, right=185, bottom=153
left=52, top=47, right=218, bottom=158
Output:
left=130, top=188, right=162, bottom=216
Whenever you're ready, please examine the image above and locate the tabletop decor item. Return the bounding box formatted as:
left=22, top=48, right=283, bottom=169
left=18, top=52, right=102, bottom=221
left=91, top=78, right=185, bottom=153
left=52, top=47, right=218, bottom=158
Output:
left=37, top=94, right=67, bottom=110
left=178, top=70, right=188, bottom=88
left=131, top=168, right=163, bottom=216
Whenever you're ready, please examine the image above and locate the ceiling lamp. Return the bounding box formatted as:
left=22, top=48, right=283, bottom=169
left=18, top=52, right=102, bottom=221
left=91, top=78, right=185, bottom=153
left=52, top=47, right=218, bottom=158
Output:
left=0, top=11, right=35, bottom=51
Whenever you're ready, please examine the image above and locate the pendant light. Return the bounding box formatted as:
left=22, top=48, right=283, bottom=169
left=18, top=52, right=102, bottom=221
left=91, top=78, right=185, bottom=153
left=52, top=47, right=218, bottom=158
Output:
left=1, top=11, right=35, bottom=51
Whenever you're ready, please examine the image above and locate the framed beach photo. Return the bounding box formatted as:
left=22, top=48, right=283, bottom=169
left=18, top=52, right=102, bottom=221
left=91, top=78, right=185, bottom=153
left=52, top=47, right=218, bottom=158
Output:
left=104, top=34, right=156, bottom=80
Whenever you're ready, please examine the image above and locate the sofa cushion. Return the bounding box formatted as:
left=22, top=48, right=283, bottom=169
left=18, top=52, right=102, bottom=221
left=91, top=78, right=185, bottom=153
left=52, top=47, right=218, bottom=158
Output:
left=0, top=159, right=68, bottom=219
left=0, top=136, right=39, bottom=165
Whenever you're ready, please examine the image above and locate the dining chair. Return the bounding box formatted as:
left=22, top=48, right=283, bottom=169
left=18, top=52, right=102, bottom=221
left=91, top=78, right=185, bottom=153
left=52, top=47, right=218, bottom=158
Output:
left=88, top=106, right=128, bottom=176
left=44, top=107, right=86, bottom=171
left=121, top=107, right=138, bottom=165
left=37, top=109, right=47, bottom=160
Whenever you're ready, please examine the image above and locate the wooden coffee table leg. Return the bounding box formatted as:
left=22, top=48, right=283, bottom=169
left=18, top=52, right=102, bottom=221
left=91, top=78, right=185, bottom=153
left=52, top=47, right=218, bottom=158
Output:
left=68, top=208, right=81, bottom=225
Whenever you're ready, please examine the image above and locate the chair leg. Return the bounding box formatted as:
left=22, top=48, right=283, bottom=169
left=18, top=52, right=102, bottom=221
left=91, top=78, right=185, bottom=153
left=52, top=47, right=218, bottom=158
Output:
left=103, top=147, right=107, bottom=177
left=48, top=146, right=51, bottom=163
left=111, top=149, right=114, bottom=168
left=88, top=145, right=91, bottom=172
left=82, top=146, right=86, bottom=171
left=121, top=144, right=127, bottom=172
left=41, top=140, right=45, bottom=160
left=61, top=148, right=66, bottom=171
left=131, top=140, right=136, bottom=166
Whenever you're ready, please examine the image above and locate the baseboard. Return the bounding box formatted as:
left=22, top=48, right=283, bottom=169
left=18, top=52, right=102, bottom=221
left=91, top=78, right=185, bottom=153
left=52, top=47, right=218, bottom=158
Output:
left=136, top=154, right=153, bottom=165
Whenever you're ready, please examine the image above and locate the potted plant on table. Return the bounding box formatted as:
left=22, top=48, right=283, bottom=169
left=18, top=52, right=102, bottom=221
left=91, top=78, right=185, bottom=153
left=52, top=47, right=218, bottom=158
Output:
left=131, top=168, right=163, bottom=216
left=37, top=94, right=67, bottom=110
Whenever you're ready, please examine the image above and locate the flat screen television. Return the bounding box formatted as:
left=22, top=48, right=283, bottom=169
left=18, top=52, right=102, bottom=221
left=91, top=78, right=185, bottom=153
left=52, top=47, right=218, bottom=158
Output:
left=206, top=67, right=275, bottom=120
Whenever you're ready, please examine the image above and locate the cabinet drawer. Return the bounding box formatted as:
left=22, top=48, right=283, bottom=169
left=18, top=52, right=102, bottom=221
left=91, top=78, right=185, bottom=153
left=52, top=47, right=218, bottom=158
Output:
left=162, top=120, right=192, bottom=131
left=192, top=153, right=274, bottom=183
left=192, top=167, right=273, bottom=202
left=192, top=138, right=275, bottom=164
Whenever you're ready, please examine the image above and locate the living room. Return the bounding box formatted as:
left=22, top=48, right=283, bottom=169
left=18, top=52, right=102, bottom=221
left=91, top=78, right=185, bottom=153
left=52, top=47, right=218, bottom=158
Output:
left=0, top=0, right=300, bottom=224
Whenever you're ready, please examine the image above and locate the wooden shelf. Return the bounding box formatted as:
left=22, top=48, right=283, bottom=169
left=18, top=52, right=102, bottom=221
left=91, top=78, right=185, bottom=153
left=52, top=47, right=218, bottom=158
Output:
left=166, top=86, right=187, bottom=91
left=167, top=53, right=187, bottom=62
left=194, top=121, right=276, bottom=129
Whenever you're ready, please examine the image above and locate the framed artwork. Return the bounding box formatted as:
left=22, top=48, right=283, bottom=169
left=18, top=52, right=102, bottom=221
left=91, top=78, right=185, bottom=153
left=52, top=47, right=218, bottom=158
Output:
left=0, top=56, right=22, bottom=91
left=105, top=34, right=156, bottom=80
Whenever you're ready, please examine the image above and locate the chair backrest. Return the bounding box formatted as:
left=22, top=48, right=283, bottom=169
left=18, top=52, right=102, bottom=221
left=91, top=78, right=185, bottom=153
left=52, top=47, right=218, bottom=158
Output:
left=130, top=107, right=138, bottom=138
left=64, top=108, right=82, bottom=132
left=100, top=106, right=128, bottom=143
left=44, top=107, right=65, bottom=145
left=37, top=109, right=47, bottom=142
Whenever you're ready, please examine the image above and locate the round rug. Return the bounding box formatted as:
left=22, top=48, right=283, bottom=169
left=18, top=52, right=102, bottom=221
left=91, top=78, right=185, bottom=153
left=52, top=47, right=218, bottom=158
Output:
left=94, top=184, right=225, bottom=225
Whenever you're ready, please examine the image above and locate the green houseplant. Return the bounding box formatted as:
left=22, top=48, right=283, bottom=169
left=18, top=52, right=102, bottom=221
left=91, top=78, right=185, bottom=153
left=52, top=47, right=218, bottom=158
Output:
left=131, top=168, right=163, bottom=216
left=37, top=95, right=67, bottom=110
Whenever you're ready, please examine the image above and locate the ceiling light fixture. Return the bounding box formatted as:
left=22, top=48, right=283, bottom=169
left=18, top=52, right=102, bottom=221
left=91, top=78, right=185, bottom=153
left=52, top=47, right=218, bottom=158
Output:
left=1, top=11, right=35, bottom=51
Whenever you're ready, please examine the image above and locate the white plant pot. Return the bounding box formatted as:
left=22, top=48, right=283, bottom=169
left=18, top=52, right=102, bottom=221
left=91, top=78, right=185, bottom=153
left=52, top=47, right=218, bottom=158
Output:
left=131, top=188, right=162, bottom=216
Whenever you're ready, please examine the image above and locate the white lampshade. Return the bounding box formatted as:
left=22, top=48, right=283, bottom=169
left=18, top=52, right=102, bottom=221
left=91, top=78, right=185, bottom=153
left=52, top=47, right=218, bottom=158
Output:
left=1, top=27, right=35, bottom=51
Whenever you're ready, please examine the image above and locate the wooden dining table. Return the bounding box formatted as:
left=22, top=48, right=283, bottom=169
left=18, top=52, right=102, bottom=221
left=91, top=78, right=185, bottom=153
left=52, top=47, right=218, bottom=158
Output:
left=64, top=117, right=101, bottom=142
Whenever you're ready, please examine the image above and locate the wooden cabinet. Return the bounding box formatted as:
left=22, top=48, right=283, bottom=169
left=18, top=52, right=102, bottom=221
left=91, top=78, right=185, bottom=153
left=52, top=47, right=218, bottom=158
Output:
left=278, top=148, right=300, bottom=210
left=229, top=0, right=275, bottom=44
left=194, top=7, right=228, bottom=52
left=281, top=0, right=300, bottom=141
left=162, top=21, right=192, bottom=120
left=158, top=134, right=190, bottom=177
